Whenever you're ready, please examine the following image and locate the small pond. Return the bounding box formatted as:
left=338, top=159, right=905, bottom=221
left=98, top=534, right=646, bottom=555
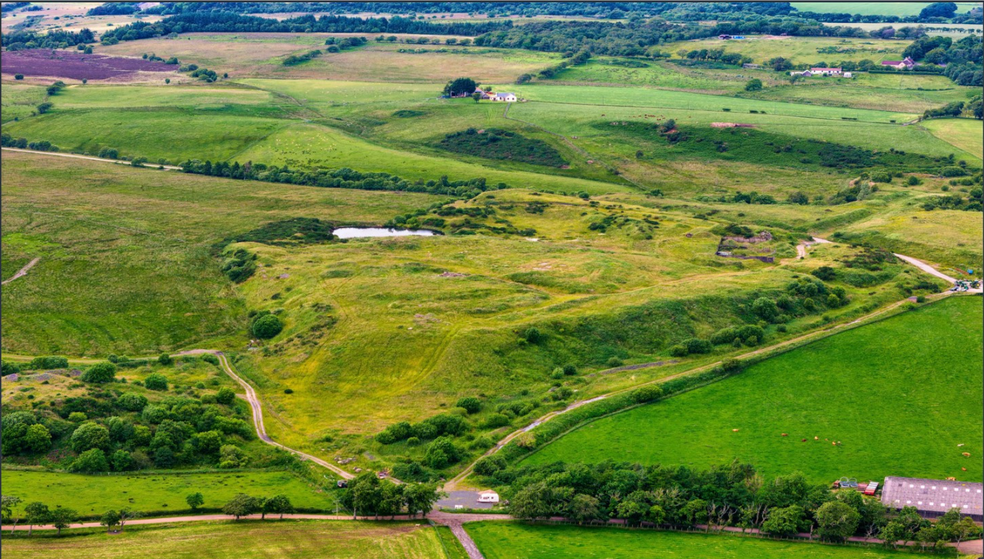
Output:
left=333, top=227, right=438, bottom=239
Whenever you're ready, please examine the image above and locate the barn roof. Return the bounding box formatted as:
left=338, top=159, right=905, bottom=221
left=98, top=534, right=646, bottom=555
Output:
left=881, top=476, right=984, bottom=517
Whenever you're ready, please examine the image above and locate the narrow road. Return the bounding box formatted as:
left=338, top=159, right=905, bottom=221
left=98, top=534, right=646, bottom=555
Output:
left=1, top=147, right=182, bottom=170
left=1, top=257, right=40, bottom=285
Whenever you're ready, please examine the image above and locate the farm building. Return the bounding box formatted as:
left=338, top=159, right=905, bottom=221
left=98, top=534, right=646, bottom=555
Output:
left=881, top=57, right=916, bottom=70
left=809, top=67, right=843, bottom=76
left=492, top=92, right=517, bottom=102
left=881, top=476, right=983, bottom=521
left=477, top=490, right=500, bottom=504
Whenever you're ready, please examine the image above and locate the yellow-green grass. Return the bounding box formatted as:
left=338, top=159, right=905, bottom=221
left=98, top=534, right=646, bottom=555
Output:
left=48, top=83, right=280, bottom=112
left=225, top=189, right=916, bottom=474
left=100, top=36, right=562, bottom=82
left=1, top=520, right=460, bottom=558
left=1, top=469, right=334, bottom=516
left=467, top=522, right=909, bottom=559
left=548, top=58, right=746, bottom=93
left=232, top=121, right=632, bottom=194
left=660, top=36, right=910, bottom=65
left=522, top=296, right=984, bottom=483
left=1, top=82, right=47, bottom=123
left=743, top=77, right=977, bottom=114
left=920, top=118, right=984, bottom=163
left=0, top=151, right=439, bottom=356
left=791, top=2, right=981, bottom=16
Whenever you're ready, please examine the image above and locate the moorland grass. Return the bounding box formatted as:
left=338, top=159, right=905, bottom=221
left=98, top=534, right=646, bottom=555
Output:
left=0, top=520, right=458, bottom=559
left=660, top=35, right=910, bottom=65
left=0, top=151, right=439, bottom=356
left=466, top=522, right=908, bottom=559
left=0, top=469, right=334, bottom=516
left=522, top=296, right=983, bottom=483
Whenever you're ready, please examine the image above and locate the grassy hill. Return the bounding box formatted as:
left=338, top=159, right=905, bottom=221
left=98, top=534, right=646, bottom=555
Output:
left=521, top=295, right=983, bottom=482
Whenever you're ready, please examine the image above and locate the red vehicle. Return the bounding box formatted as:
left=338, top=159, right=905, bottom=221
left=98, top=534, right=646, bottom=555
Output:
left=864, top=481, right=879, bottom=496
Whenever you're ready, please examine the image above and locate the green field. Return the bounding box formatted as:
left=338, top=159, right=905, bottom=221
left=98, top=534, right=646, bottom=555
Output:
left=466, top=522, right=907, bottom=559
left=660, top=36, right=909, bottom=65
left=1, top=521, right=462, bottom=559
left=790, top=2, right=982, bottom=17
left=921, top=118, right=984, bottom=162
left=1, top=469, right=334, bottom=516
left=523, top=296, right=984, bottom=482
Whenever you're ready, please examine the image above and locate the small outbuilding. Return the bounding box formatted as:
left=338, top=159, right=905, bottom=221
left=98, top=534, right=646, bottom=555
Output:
left=881, top=476, right=983, bottom=521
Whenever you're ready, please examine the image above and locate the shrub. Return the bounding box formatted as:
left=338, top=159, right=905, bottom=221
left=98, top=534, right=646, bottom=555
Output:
left=15, top=74, right=24, bottom=80
left=68, top=412, right=88, bottom=423
left=631, top=385, right=663, bottom=403
left=215, top=387, right=236, bottom=405
left=71, top=448, right=109, bottom=473
left=71, top=422, right=110, bottom=452
left=455, top=397, right=482, bottom=414
left=201, top=353, right=219, bottom=365
left=28, top=356, right=69, bottom=370
left=81, top=362, right=116, bottom=383
left=474, top=455, right=507, bottom=476
left=251, top=314, right=283, bottom=339
left=523, top=327, right=542, bottom=344
left=117, top=392, right=148, bottom=411
left=562, top=364, right=577, bottom=376
left=811, top=266, right=837, bottom=281
left=483, top=413, right=511, bottom=429
left=683, top=338, right=712, bottom=354
left=144, top=373, right=168, bottom=391
left=158, top=354, right=173, bottom=366
left=669, top=344, right=689, bottom=357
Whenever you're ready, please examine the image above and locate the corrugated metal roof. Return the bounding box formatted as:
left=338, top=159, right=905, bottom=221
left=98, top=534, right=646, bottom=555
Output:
left=881, top=476, right=984, bottom=516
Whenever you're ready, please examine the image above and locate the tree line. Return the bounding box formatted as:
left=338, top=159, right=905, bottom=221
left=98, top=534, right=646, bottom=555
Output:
left=485, top=460, right=981, bottom=548
left=179, top=159, right=508, bottom=198
left=99, top=11, right=509, bottom=44
left=1, top=28, right=94, bottom=51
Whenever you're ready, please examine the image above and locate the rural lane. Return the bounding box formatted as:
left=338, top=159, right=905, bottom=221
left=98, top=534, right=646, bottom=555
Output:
left=1, top=257, right=40, bottom=285
left=1, top=147, right=182, bottom=170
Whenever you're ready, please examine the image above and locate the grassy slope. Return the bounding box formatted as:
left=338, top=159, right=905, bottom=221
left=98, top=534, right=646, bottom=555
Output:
left=0, top=151, right=438, bottom=355
left=0, top=470, right=334, bottom=516
left=790, top=2, right=980, bottom=16
left=523, top=296, right=983, bottom=483
left=920, top=118, right=984, bottom=163
left=660, top=36, right=910, bottom=64
left=466, top=522, right=907, bottom=559
left=1, top=521, right=455, bottom=559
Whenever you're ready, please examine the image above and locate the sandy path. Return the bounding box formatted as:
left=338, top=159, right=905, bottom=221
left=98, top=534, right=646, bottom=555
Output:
left=1, top=257, right=40, bottom=285
left=1, top=147, right=182, bottom=170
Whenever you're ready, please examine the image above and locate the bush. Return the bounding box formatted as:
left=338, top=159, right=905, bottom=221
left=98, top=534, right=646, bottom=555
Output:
left=158, top=354, right=173, bottom=366
left=15, top=74, right=24, bottom=80
left=81, top=362, right=116, bottom=383
left=482, top=413, right=511, bottom=429
left=474, top=455, right=507, bottom=476
left=683, top=338, right=712, bottom=354
left=562, top=364, right=577, bottom=376
left=71, top=422, right=110, bottom=452
left=29, top=356, right=69, bottom=370
left=606, top=357, right=624, bottom=367
left=71, top=448, right=109, bottom=473
left=117, top=392, right=148, bottom=412
left=144, top=373, right=168, bottom=391
left=631, top=385, right=663, bottom=403
left=455, top=397, right=482, bottom=414
left=201, top=353, right=219, bottom=365
left=811, top=266, right=837, bottom=281
left=669, top=344, right=689, bottom=357
left=251, top=314, right=283, bottom=339
left=215, top=387, right=236, bottom=405
left=523, top=327, right=542, bottom=344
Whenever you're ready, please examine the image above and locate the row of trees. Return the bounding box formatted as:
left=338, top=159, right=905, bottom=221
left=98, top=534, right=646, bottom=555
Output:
left=99, top=11, right=507, bottom=44
left=1, top=28, right=94, bottom=51
left=179, top=159, right=507, bottom=198
left=493, top=461, right=981, bottom=547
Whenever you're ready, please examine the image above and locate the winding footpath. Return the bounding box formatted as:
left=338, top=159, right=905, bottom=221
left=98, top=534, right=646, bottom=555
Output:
left=1, top=257, right=40, bottom=285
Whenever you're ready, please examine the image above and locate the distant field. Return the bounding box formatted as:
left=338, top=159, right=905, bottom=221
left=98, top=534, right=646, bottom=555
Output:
left=0, top=151, right=438, bottom=356
left=467, top=522, right=908, bottom=559
left=99, top=36, right=562, bottom=83
left=522, top=296, right=984, bottom=483
left=821, top=21, right=984, bottom=37
left=1, top=469, right=333, bottom=516
left=660, top=36, right=909, bottom=65
left=1, top=521, right=460, bottom=559
left=0, top=83, right=47, bottom=123
left=791, top=2, right=982, bottom=16
left=920, top=118, right=984, bottom=162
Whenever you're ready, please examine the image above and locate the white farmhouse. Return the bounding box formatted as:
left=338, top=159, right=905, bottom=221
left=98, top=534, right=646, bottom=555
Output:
left=493, top=92, right=517, bottom=102
left=477, top=490, right=500, bottom=504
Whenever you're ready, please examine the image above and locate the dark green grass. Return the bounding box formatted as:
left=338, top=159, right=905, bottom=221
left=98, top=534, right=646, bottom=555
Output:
left=523, top=296, right=983, bottom=483
left=466, top=522, right=909, bottom=559
left=437, top=128, right=568, bottom=168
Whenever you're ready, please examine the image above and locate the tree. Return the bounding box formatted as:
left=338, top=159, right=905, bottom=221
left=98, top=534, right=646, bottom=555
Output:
left=24, top=423, right=52, bottom=454
left=2, top=495, right=23, bottom=533
left=761, top=505, right=806, bottom=537
left=100, top=509, right=120, bottom=532
left=262, top=494, right=293, bottom=520
left=919, top=2, right=958, bottom=19
left=350, top=473, right=381, bottom=519
left=110, top=449, right=133, bottom=472
left=680, top=498, right=708, bottom=526
left=404, top=483, right=441, bottom=518
left=158, top=353, right=173, bottom=366
left=880, top=520, right=906, bottom=548
left=50, top=507, right=78, bottom=535
left=788, top=191, right=809, bottom=205
left=71, top=422, right=110, bottom=452
left=215, top=387, right=236, bottom=405
left=471, top=91, right=482, bottom=103
left=144, top=373, right=168, bottom=391
left=15, top=74, right=24, bottom=80
left=223, top=494, right=261, bottom=520
left=117, top=392, right=148, bottom=411
left=745, top=78, right=763, bottom=91
left=646, top=504, right=667, bottom=526
left=442, top=77, right=477, bottom=97
left=509, top=481, right=554, bottom=520
left=567, top=494, right=602, bottom=524
left=752, top=297, right=780, bottom=322
left=165, top=78, right=170, bottom=84
left=251, top=314, right=283, bottom=339
left=24, top=501, right=50, bottom=536
left=816, top=501, right=860, bottom=542
left=186, top=492, right=204, bottom=511
left=523, top=327, right=541, bottom=343
left=455, top=396, right=482, bottom=414
left=71, top=449, right=109, bottom=473
left=81, top=362, right=116, bottom=383
left=768, top=57, right=793, bottom=72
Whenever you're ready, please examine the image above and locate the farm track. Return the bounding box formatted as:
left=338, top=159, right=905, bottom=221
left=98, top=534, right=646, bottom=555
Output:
left=1, top=147, right=182, bottom=169
left=446, top=241, right=974, bottom=489
left=1, top=257, right=40, bottom=285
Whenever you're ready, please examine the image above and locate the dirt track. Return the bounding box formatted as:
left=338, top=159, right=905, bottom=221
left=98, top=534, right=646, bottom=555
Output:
left=1, top=257, right=40, bottom=285
left=1, top=147, right=182, bottom=170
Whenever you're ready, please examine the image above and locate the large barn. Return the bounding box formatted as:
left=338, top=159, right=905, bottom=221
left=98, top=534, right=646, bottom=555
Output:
left=881, top=476, right=984, bottom=521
